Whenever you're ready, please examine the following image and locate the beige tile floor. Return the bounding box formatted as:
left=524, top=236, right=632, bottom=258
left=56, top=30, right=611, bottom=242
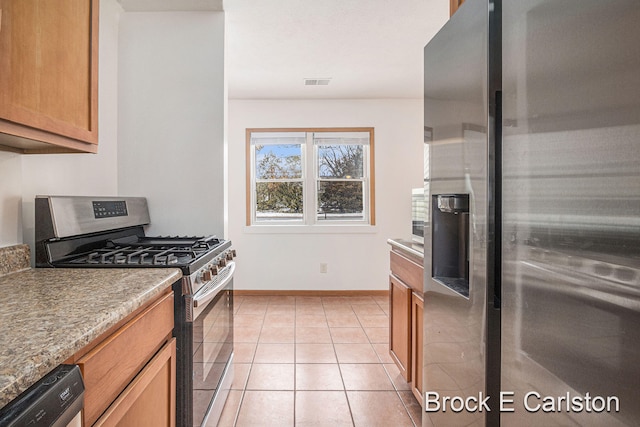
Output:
left=217, top=294, right=422, bottom=427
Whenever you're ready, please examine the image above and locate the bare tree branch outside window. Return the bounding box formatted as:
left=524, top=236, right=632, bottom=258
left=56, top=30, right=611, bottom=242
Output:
left=249, top=130, right=372, bottom=224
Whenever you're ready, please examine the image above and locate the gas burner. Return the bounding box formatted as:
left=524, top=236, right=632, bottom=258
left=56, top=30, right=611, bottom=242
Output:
left=35, top=196, right=231, bottom=275
left=58, top=235, right=228, bottom=273
left=106, top=235, right=223, bottom=252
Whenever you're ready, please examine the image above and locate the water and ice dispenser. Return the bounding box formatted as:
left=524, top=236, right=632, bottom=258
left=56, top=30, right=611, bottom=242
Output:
left=432, top=194, right=470, bottom=297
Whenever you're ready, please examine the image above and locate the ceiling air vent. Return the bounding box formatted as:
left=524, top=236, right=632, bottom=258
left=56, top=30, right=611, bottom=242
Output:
left=304, top=78, right=332, bottom=86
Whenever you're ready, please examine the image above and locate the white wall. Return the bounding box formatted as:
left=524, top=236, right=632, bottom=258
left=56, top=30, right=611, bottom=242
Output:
left=0, top=151, right=23, bottom=247
left=1, top=5, right=226, bottom=252
left=228, top=99, right=424, bottom=291
left=117, top=11, right=225, bottom=237
left=0, top=0, right=122, bottom=251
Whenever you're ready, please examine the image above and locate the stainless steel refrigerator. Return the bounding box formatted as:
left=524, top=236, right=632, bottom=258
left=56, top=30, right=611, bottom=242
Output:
left=423, top=0, right=640, bottom=426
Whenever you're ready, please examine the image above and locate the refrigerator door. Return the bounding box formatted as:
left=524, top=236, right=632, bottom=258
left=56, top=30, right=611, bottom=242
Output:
left=501, top=1, right=640, bottom=425
left=423, top=0, right=499, bottom=425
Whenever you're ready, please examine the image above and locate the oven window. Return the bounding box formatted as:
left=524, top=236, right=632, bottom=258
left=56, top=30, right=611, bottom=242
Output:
left=191, top=288, right=233, bottom=425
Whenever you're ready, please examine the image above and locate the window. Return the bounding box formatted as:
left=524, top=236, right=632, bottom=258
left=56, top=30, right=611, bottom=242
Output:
left=246, top=128, right=375, bottom=226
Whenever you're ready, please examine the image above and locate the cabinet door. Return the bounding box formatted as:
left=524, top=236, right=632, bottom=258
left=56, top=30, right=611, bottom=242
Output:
left=411, top=292, right=424, bottom=405
left=78, top=292, right=174, bottom=426
left=389, top=275, right=412, bottom=381
left=0, top=0, right=99, bottom=152
left=94, top=338, right=177, bottom=427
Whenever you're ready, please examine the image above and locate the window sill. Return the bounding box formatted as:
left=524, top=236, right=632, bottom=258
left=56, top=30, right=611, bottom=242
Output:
left=243, top=224, right=378, bottom=234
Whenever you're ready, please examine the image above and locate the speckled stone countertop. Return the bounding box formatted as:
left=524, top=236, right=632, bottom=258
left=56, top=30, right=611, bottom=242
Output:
left=0, top=264, right=182, bottom=408
left=0, top=244, right=30, bottom=277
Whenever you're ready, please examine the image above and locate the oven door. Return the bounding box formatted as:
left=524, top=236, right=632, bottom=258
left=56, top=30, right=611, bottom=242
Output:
left=191, top=262, right=234, bottom=427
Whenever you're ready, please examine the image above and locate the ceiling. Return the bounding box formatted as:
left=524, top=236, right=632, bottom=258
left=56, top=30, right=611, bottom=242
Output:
left=224, top=0, right=449, bottom=100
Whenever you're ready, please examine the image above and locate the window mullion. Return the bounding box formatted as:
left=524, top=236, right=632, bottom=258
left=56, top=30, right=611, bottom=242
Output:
left=304, top=132, right=315, bottom=225
left=363, top=144, right=370, bottom=223
left=255, top=178, right=304, bottom=183
left=248, top=128, right=374, bottom=226
left=250, top=142, right=257, bottom=224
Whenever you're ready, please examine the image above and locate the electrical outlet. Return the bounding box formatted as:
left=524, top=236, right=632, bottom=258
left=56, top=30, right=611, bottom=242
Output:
left=320, top=263, right=328, bottom=273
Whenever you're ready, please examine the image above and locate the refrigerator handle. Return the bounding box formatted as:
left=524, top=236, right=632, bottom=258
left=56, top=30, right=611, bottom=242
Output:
left=493, top=89, right=502, bottom=310
left=486, top=88, right=502, bottom=426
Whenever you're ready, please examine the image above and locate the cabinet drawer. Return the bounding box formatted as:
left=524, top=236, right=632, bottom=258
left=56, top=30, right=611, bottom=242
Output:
left=390, top=251, right=423, bottom=292
left=94, top=338, right=176, bottom=427
left=78, top=292, right=174, bottom=425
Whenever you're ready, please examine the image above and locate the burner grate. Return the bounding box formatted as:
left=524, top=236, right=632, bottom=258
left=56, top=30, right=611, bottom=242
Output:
left=44, top=232, right=227, bottom=271
left=65, top=245, right=202, bottom=266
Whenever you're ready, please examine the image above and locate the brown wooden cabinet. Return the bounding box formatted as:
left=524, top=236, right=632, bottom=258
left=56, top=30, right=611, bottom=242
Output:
left=68, top=290, right=175, bottom=426
left=411, top=291, right=424, bottom=403
left=388, top=242, right=424, bottom=406
left=0, top=0, right=99, bottom=154
left=94, top=339, right=176, bottom=427
left=389, top=275, right=412, bottom=381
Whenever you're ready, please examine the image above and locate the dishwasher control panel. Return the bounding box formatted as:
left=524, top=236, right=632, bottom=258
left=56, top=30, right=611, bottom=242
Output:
left=0, top=365, right=84, bottom=427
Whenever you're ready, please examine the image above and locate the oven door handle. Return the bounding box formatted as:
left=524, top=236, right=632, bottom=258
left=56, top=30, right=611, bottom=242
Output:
left=193, top=261, right=236, bottom=309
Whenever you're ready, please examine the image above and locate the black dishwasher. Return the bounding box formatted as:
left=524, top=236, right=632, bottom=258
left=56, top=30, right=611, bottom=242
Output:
left=0, top=365, right=84, bottom=427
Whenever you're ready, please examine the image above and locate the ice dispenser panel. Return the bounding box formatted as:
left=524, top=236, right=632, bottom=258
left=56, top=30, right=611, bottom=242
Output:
left=432, top=194, right=470, bottom=297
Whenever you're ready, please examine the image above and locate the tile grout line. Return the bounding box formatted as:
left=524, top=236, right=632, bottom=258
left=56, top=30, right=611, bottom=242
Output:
left=370, top=297, right=418, bottom=427
left=232, top=296, right=269, bottom=426
left=292, top=298, right=298, bottom=426
left=328, top=300, right=357, bottom=427
left=230, top=295, right=407, bottom=427
left=230, top=295, right=247, bottom=427
left=349, top=297, right=416, bottom=426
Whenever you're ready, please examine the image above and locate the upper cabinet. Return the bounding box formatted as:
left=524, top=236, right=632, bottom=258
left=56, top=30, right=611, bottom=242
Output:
left=450, top=0, right=465, bottom=17
left=0, top=0, right=99, bottom=154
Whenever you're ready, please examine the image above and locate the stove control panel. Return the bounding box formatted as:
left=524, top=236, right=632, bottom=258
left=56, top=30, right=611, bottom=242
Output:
left=195, top=249, right=237, bottom=286
left=92, top=200, right=128, bottom=218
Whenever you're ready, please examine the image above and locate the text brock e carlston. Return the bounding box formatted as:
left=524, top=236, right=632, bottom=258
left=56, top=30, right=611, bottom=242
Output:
left=424, top=391, right=620, bottom=414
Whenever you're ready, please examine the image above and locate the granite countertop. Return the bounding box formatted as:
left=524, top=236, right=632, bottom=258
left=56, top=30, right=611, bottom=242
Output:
left=0, top=246, right=182, bottom=408
left=387, top=238, right=424, bottom=259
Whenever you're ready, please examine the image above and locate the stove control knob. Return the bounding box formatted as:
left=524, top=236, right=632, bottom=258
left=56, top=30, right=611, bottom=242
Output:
left=202, top=270, right=212, bottom=282
left=231, top=249, right=237, bottom=257
left=218, top=258, right=227, bottom=268
left=226, top=251, right=233, bottom=261
left=210, top=265, right=219, bottom=276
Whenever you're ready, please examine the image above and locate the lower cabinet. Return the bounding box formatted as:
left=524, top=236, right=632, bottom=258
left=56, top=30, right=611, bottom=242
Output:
left=70, top=290, right=175, bottom=426
left=388, top=244, right=424, bottom=406
left=411, top=292, right=424, bottom=403
left=389, top=276, right=412, bottom=381
left=94, top=339, right=176, bottom=427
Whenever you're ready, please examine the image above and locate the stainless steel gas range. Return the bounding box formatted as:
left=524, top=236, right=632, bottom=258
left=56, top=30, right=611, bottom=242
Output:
left=35, top=195, right=235, bottom=427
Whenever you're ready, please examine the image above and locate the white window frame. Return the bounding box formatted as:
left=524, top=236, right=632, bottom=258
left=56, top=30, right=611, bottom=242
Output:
left=246, top=128, right=375, bottom=227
